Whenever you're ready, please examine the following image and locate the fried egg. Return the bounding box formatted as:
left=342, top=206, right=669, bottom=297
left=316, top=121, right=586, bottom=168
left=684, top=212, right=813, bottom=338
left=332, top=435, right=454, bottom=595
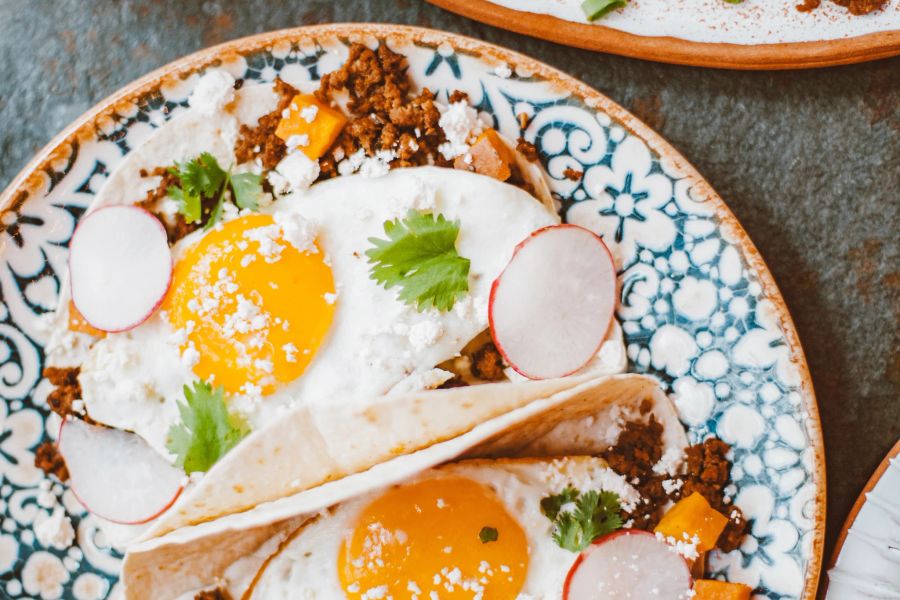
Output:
left=247, top=456, right=640, bottom=599
left=78, top=166, right=559, bottom=458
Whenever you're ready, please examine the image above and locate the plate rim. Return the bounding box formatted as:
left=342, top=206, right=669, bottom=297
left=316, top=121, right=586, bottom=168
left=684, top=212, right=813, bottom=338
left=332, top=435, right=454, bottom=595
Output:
left=0, top=22, right=827, bottom=598
left=428, top=0, right=900, bottom=70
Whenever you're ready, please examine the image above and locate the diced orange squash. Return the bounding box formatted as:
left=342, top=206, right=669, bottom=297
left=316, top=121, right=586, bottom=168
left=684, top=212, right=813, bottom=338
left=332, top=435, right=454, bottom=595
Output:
left=693, top=579, right=752, bottom=600
left=274, top=94, right=347, bottom=160
left=654, top=492, right=728, bottom=552
left=67, top=299, right=106, bottom=338
left=454, top=128, right=516, bottom=181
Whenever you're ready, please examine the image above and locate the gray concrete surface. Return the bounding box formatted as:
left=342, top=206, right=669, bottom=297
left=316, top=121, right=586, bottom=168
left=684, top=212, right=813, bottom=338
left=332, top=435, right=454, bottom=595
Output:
left=0, top=0, right=897, bottom=590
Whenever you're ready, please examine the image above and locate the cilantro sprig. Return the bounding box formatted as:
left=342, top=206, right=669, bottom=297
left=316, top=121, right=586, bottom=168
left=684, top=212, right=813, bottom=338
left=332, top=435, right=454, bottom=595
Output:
left=365, top=210, right=470, bottom=312
left=167, top=152, right=263, bottom=229
left=541, top=487, right=623, bottom=552
left=166, top=380, right=250, bottom=474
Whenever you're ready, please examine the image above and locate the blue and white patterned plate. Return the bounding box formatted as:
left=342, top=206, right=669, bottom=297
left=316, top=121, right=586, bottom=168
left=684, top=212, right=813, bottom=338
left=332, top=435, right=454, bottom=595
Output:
left=0, top=24, right=825, bottom=600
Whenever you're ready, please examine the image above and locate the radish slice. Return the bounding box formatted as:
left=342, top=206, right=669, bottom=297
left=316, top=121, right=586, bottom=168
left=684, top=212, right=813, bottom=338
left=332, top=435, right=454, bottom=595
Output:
left=58, top=419, right=184, bottom=524
left=69, top=205, right=172, bottom=332
left=564, top=530, right=693, bottom=600
left=489, top=224, right=616, bottom=380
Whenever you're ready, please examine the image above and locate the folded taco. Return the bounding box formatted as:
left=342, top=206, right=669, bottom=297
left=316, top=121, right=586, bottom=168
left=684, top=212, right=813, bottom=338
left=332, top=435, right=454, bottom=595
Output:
left=121, top=373, right=749, bottom=600
left=39, top=42, right=625, bottom=543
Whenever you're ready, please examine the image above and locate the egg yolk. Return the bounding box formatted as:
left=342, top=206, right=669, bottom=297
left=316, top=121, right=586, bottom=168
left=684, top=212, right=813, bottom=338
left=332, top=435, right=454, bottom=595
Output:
left=164, top=214, right=334, bottom=395
left=338, top=477, right=529, bottom=599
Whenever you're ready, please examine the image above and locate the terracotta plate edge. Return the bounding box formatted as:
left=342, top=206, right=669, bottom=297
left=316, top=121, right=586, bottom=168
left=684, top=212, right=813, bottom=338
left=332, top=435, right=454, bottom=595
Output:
left=0, top=23, right=827, bottom=599
left=428, top=0, right=900, bottom=70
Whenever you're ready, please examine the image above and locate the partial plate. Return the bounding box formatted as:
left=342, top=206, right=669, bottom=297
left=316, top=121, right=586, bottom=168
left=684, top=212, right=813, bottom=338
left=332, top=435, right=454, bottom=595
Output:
left=825, top=440, right=900, bottom=599
left=0, top=24, right=824, bottom=599
left=429, top=0, right=900, bottom=69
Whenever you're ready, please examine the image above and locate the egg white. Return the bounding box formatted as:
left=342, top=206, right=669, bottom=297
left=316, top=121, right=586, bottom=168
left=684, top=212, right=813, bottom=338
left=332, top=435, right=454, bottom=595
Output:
left=247, top=456, right=639, bottom=599
left=78, top=166, right=559, bottom=459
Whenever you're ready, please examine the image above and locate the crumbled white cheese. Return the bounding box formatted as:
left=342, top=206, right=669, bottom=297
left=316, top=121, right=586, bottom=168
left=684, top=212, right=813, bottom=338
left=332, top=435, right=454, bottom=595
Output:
left=656, top=531, right=701, bottom=562
left=244, top=225, right=286, bottom=262
left=286, top=134, right=310, bottom=150
left=34, top=507, right=75, bottom=550
left=408, top=320, right=444, bottom=351
left=438, top=101, right=480, bottom=160
left=300, top=104, right=319, bottom=123
left=271, top=151, right=320, bottom=194
left=36, top=480, right=56, bottom=509
left=323, top=292, right=337, bottom=305
left=493, top=63, right=513, bottom=78
left=282, top=343, right=298, bottom=363
left=653, top=447, right=684, bottom=476
left=274, top=211, right=318, bottom=254
left=662, top=478, right=684, bottom=495
left=337, top=148, right=396, bottom=178
left=188, top=69, right=235, bottom=116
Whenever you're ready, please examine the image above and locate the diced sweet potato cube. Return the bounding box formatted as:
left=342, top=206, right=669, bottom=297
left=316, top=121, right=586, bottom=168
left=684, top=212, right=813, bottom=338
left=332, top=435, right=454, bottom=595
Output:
left=274, top=94, right=347, bottom=160
left=654, top=492, right=728, bottom=552
left=67, top=299, right=106, bottom=338
left=693, top=579, right=752, bottom=600
left=454, top=128, right=515, bottom=181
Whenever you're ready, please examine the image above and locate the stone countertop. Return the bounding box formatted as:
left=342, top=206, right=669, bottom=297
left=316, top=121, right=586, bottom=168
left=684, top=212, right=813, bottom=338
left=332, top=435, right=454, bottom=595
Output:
left=0, top=0, right=897, bottom=593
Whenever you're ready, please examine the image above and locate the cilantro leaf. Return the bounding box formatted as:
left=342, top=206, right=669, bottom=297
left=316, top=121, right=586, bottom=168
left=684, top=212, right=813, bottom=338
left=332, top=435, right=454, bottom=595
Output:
left=166, top=380, right=250, bottom=473
left=169, top=152, right=227, bottom=199
left=479, top=526, right=499, bottom=543
left=540, top=486, right=580, bottom=521
left=365, top=210, right=470, bottom=312
left=166, top=185, right=201, bottom=224
left=166, top=153, right=263, bottom=229
left=542, top=488, right=623, bottom=552
left=230, top=172, right=264, bottom=211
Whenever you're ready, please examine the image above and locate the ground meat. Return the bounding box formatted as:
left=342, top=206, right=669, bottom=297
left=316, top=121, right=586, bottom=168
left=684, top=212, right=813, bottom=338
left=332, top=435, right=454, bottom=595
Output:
left=516, top=138, right=540, bottom=162
left=44, top=367, right=83, bottom=420
left=603, top=417, right=747, bottom=552
left=563, top=167, right=583, bottom=181
left=34, top=441, right=68, bottom=481
left=470, top=342, right=506, bottom=381
left=194, top=589, right=232, bottom=600
left=448, top=90, right=469, bottom=104
left=234, top=78, right=298, bottom=170
left=315, top=43, right=450, bottom=178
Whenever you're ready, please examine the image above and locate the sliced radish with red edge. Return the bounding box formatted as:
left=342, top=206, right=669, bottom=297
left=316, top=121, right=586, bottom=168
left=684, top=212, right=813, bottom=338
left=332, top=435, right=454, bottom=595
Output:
left=564, top=530, right=693, bottom=600
left=69, top=205, right=172, bottom=332
left=489, top=224, right=616, bottom=380
left=58, top=418, right=184, bottom=524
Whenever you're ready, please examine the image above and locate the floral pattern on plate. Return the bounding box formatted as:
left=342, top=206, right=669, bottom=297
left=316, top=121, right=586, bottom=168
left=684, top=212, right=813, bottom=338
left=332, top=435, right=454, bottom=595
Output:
left=0, top=27, right=822, bottom=599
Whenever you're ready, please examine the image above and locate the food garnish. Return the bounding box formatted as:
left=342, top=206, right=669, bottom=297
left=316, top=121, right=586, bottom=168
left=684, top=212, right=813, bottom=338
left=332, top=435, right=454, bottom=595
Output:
left=166, top=380, right=250, bottom=473
left=563, top=530, right=693, bottom=599
left=541, top=486, right=623, bottom=552
left=366, top=210, right=471, bottom=312
left=58, top=418, right=184, bottom=524
left=489, top=224, right=616, bottom=380
left=68, top=205, right=172, bottom=333
left=654, top=491, right=729, bottom=553
left=167, top=152, right=263, bottom=229
left=581, top=0, right=628, bottom=21
left=479, top=525, right=499, bottom=543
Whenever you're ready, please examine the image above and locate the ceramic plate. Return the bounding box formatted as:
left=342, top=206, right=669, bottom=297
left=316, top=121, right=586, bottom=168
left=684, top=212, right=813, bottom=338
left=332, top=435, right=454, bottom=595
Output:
left=824, top=440, right=900, bottom=598
left=429, top=0, right=900, bottom=69
left=0, top=24, right=824, bottom=599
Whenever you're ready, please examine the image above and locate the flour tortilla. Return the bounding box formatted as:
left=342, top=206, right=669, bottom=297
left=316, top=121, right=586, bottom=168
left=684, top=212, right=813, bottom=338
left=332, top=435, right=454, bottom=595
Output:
left=122, top=374, right=687, bottom=600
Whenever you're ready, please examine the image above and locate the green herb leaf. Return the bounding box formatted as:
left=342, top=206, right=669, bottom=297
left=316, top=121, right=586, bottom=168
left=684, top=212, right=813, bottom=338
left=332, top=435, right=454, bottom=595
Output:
left=166, top=380, right=250, bottom=473
left=542, top=488, right=623, bottom=552
left=365, top=210, right=470, bottom=312
left=479, top=526, right=499, bottom=544
left=230, top=172, right=264, bottom=211
left=581, top=0, right=627, bottom=20
left=166, top=153, right=263, bottom=228
left=166, top=185, right=202, bottom=224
